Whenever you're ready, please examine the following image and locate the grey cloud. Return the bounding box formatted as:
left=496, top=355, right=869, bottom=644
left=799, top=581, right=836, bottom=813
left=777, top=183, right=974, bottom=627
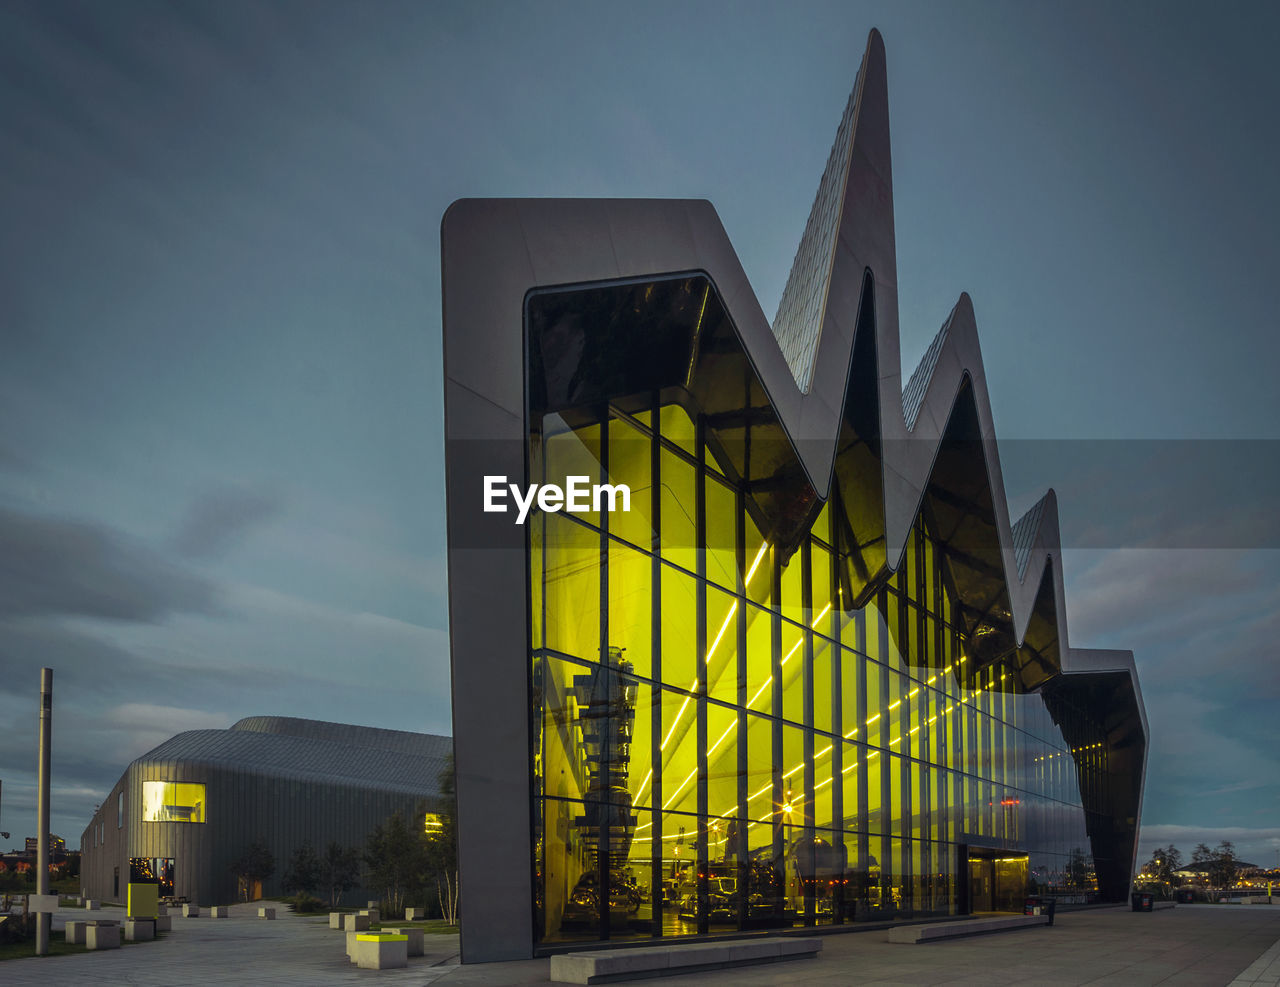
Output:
left=0, top=505, right=216, bottom=620
left=171, top=485, right=281, bottom=559
left=0, top=619, right=292, bottom=711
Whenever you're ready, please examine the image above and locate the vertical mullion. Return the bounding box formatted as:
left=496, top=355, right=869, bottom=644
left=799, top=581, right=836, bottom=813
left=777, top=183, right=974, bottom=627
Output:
left=694, top=417, right=709, bottom=936
left=649, top=393, right=663, bottom=939
left=801, top=540, right=815, bottom=926
left=598, top=407, right=611, bottom=940
left=735, top=486, right=748, bottom=930
left=770, top=552, right=783, bottom=924
left=828, top=506, right=844, bottom=922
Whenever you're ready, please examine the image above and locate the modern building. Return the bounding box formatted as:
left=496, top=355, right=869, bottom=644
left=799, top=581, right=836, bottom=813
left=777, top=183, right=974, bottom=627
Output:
left=79, top=716, right=451, bottom=905
left=442, top=30, right=1147, bottom=962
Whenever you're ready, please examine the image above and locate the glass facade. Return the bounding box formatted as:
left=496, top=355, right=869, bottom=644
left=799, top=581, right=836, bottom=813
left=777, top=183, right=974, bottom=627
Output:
left=525, top=278, right=1120, bottom=945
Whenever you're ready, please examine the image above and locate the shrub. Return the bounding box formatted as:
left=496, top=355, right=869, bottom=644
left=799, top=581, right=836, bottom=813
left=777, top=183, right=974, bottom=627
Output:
left=287, top=892, right=325, bottom=913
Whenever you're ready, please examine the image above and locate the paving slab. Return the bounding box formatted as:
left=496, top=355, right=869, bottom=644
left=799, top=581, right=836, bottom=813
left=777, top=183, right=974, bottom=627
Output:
left=2, top=902, right=1276, bottom=985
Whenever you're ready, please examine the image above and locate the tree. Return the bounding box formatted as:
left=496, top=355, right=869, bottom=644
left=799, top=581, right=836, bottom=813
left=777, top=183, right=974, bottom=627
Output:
left=1208, top=841, right=1240, bottom=891
left=364, top=811, right=427, bottom=918
left=282, top=841, right=320, bottom=896
left=1140, top=845, right=1183, bottom=897
left=424, top=756, right=459, bottom=925
left=319, top=842, right=361, bottom=908
left=229, top=839, right=275, bottom=902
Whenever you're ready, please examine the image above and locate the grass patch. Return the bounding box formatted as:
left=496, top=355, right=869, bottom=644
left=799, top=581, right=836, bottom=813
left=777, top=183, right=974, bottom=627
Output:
left=1, top=935, right=85, bottom=961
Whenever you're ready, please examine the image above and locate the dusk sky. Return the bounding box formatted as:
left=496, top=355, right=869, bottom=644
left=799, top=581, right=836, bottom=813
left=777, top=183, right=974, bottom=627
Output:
left=1, top=1, right=1277, bottom=866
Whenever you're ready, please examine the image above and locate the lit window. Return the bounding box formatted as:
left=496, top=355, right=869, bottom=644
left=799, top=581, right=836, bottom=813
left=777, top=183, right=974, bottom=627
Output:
left=424, top=813, right=444, bottom=836
left=142, top=781, right=206, bottom=823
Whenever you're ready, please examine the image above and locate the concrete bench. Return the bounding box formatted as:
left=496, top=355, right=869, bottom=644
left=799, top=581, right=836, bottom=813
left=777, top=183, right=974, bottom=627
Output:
left=124, top=918, right=155, bottom=941
left=155, top=914, right=172, bottom=932
left=382, top=926, right=425, bottom=957
left=1153, top=900, right=1176, bottom=910
left=353, top=932, right=408, bottom=970
left=210, top=906, right=230, bottom=918
left=329, top=911, right=344, bottom=929
left=888, top=914, right=1049, bottom=943
left=405, top=906, right=425, bottom=920
left=359, top=907, right=381, bottom=924
left=182, top=904, right=200, bottom=917
left=550, top=937, right=821, bottom=984
left=341, top=912, right=370, bottom=932
left=86, top=922, right=121, bottom=950
left=258, top=906, right=276, bottom=919
left=65, top=919, right=90, bottom=945
left=84, top=899, right=100, bottom=911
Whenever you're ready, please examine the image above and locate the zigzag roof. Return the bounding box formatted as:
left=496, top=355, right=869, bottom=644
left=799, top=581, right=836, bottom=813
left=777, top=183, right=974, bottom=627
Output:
left=440, top=29, right=1150, bottom=943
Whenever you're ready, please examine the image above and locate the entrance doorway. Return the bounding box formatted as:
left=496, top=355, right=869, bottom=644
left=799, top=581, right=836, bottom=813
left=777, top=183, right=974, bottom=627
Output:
left=964, top=848, right=1028, bottom=913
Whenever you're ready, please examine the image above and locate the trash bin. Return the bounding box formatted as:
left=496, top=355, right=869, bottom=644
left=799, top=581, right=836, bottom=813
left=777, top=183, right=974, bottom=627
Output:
left=1024, top=895, right=1044, bottom=916
left=1131, top=892, right=1154, bottom=912
left=1175, top=888, right=1194, bottom=904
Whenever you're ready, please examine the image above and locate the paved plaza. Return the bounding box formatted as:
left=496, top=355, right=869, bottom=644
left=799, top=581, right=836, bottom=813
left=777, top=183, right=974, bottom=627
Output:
left=2, top=902, right=1277, bottom=985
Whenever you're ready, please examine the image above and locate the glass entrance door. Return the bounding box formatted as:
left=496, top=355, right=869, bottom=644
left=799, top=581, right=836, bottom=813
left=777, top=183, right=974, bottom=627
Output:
left=967, top=851, right=1027, bottom=913
left=968, top=858, right=993, bottom=912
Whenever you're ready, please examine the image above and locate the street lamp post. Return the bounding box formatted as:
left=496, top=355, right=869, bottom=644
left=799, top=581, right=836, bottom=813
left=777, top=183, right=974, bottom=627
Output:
left=36, top=668, right=53, bottom=956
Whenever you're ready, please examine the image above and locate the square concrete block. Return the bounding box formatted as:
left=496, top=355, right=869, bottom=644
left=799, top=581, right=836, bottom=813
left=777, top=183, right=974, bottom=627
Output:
left=346, top=929, right=360, bottom=958
left=156, top=904, right=168, bottom=916
left=353, top=934, right=408, bottom=970
left=210, top=906, right=230, bottom=918
left=86, top=923, right=121, bottom=950
left=85, top=899, right=100, bottom=910
left=154, top=915, right=172, bottom=932
left=405, top=906, right=425, bottom=920
left=258, top=906, right=275, bottom=919
left=341, top=913, right=370, bottom=932
left=383, top=927, right=425, bottom=956
left=124, top=918, right=155, bottom=941
left=329, top=911, right=343, bottom=929
left=367, top=900, right=380, bottom=909
left=182, top=904, right=200, bottom=917
left=65, top=920, right=88, bottom=945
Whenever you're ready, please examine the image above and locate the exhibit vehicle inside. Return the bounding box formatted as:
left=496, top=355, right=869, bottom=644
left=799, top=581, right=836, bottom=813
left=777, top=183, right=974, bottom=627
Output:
left=442, top=29, right=1147, bottom=962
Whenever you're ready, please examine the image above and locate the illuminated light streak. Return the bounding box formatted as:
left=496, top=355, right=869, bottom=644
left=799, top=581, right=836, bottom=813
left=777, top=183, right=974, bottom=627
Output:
left=706, top=603, right=738, bottom=665
left=662, top=768, right=698, bottom=809
left=707, top=720, right=737, bottom=757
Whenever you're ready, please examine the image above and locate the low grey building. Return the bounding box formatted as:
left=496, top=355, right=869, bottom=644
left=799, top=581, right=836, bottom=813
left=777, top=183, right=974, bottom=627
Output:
left=79, top=715, right=451, bottom=906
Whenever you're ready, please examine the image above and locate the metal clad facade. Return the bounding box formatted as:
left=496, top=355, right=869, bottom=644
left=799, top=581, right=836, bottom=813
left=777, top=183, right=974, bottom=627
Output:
left=79, top=716, right=450, bottom=906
